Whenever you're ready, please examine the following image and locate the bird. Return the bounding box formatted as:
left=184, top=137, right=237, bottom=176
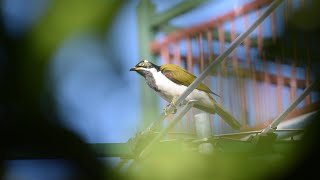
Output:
left=130, top=60, right=240, bottom=129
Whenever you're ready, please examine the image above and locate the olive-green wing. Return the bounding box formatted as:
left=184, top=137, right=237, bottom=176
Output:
left=160, top=64, right=220, bottom=97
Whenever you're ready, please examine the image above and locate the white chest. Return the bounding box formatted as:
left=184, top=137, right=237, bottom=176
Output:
left=151, top=71, right=213, bottom=107
left=153, top=71, right=184, bottom=97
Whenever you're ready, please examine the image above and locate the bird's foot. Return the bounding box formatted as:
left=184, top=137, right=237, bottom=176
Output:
left=163, top=104, right=177, bottom=116
left=163, top=97, right=178, bottom=115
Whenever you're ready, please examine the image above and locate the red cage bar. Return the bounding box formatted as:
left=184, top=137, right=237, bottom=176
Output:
left=149, top=0, right=319, bottom=134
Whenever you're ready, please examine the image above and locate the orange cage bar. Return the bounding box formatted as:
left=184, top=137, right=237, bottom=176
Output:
left=150, top=0, right=319, bottom=134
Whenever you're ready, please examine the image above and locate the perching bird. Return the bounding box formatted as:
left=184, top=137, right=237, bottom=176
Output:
left=130, top=60, right=240, bottom=129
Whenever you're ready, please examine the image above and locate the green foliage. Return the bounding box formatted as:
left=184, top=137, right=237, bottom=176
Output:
left=27, top=0, right=123, bottom=61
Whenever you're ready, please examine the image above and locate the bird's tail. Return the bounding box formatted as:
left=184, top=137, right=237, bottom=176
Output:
left=213, top=102, right=241, bottom=130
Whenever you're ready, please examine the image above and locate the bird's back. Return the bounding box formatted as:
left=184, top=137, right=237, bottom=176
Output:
left=160, top=64, right=219, bottom=96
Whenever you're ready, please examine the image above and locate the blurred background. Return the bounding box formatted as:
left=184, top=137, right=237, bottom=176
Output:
left=1, top=0, right=319, bottom=179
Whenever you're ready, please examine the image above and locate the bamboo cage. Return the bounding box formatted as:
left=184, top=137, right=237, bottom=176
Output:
left=149, top=0, right=319, bottom=135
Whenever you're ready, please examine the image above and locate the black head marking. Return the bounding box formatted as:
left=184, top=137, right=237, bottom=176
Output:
left=131, top=60, right=160, bottom=92
left=134, top=60, right=160, bottom=71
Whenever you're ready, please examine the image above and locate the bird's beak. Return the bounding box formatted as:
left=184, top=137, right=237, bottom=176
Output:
left=130, top=67, right=139, bottom=71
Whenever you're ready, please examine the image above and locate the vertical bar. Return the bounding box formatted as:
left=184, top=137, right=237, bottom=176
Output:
left=262, top=53, right=271, bottom=119
left=207, top=30, right=213, bottom=63
left=285, top=0, right=289, bottom=25
left=305, top=49, right=311, bottom=105
left=244, top=13, right=260, bottom=125
left=271, top=7, right=283, bottom=114
left=243, top=14, right=251, bottom=128
left=206, top=29, right=213, bottom=86
left=207, top=29, right=216, bottom=133
left=197, top=33, right=207, bottom=135
left=257, top=10, right=263, bottom=54
left=186, top=37, right=193, bottom=72
left=288, top=0, right=297, bottom=106
left=169, top=44, right=173, bottom=63
left=218, top=25, right=225, bottom=54
left=194, top=112, right=213, bottom=154
left=290, top=43, right=297, bottom=104
left=230, top=19, right=238, bottom=126
left=198, top=33, right=205, bottom=72
left=281, top=0, right=289, bottom=113
left=198, top=32, right=209, bottom=94
left=238, top=77, right=247, bottom=128
left=196, top=32, right=213, bottom=136
left=271, top=11, right=276, bottom=43
left=160, top=46, right=173, bottom=137
left=217, top=24, right=225, bottom=131
left=230, top=19, right=238, bottom=70
left=301, top=0, right=311, bottom=105
left=198, top=33, right=211, bottom=99
left=206, top=29, right=215, bottom=134
left=173, top=41, right=183, bottom=132
left=251, top=58, right=260, bottom=124
left=186, top=37, right=193, bottom=132
left=137, top=0, right=158, bottom=128
left=258, top=23, right=272, bottom=119
left=160, top=46, right=170, bottom=64
left=244, top=14, right=251, bottom=58
left=269, top=8, right=277, bottom=119
left=174, top=41, right=181, bottom=65
left=257, top=9, right=267, bottom=121
left=276, top=58, right=284, bottom=114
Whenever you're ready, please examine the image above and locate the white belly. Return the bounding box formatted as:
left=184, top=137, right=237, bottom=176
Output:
left=152, top=71, right=214, bottom=107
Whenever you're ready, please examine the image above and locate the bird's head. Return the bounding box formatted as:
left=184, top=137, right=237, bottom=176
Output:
left=130, top=60, right=160, bottom=77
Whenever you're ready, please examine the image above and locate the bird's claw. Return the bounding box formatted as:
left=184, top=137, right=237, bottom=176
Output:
left=163, top=105, right=177, bottom=115
left=163, top=97, right=178, bottom=115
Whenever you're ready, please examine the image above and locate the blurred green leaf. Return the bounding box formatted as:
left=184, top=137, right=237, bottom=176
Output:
left=27, top=0, right=123, bottom=61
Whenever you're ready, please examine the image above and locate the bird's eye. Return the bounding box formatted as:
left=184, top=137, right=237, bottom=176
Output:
left=139, top=63, right=144, bottom=66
